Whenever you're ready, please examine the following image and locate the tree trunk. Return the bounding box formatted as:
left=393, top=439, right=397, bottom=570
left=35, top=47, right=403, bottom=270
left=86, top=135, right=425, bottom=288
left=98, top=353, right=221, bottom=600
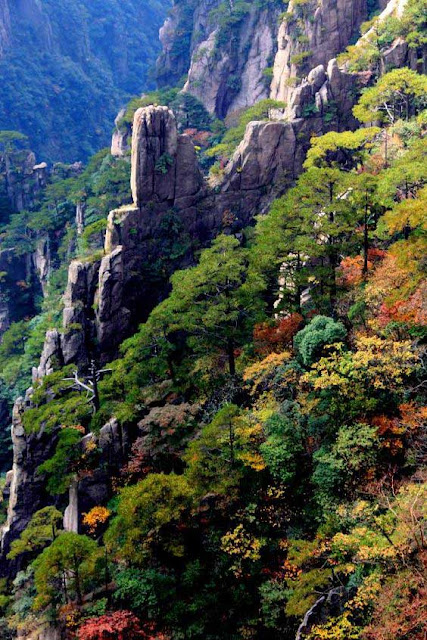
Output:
left=228, top=419, right=235, bottom=468
left=90, top=360, right=100, bottom=413
left=363, top=196, right=369, bottom=276
left=73, top=557, right=83, bottom=605
left=227, top=336, right=236, bottom=376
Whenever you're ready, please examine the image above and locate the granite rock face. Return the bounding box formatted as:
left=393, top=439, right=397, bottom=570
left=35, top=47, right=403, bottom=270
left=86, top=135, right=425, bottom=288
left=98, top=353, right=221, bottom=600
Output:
left=61, top=259, right=101, bottom=366
left=0, top=397, right=60, bottom=575
left=156, top=1, right=193, bottom=89
left=63, top=418, right=128, bottom=534
left=182, top=0, right=281, bottom=118
left=277, top=58, right=368, bottom=123
left=271, top=0, right=368, bottom=104
left=131, top=105, right=204, bottom=207
left=157, top=0, right=281, bottom=119
left=32, top=329, right=63, bottom=382
left=0, top=401, right=128, bottom=578
left=2, top=150, right=47, bottom=212
left=94, top=104, right=313, bottom=358
left=60, top=85, right=368, bottom=365
left=111, top=109, right=131, bottom=158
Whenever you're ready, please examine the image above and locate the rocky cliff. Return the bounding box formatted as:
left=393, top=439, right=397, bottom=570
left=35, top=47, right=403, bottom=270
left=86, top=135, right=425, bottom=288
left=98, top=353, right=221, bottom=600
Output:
left=156, top=0, right=373, bottom=122
left=270, top=0, right=369, bottom=104
left=1, top=0, right=419, bottom=618
left=62, top=95, right=346, bottom=365
left=182, top=0, right=281, bottom=117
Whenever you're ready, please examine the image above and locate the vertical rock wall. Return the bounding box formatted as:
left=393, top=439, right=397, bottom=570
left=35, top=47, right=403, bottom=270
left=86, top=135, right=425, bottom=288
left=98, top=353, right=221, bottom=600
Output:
left=270, top=0, right=368, bottom=104
left=182, top=0, right=281, bottom=117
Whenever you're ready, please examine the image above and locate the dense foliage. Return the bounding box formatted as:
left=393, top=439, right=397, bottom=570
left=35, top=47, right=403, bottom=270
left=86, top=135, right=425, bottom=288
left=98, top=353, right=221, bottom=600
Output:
left=0, top=2, right=425, bottom=638
left=0, top=0, right=170, bottom=161
left=1, top=62, right=425, bottom=638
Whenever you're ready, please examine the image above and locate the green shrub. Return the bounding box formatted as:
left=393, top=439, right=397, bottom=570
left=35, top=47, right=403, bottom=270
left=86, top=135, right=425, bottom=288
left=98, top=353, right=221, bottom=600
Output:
left=294, top=315, right=347, bottom=366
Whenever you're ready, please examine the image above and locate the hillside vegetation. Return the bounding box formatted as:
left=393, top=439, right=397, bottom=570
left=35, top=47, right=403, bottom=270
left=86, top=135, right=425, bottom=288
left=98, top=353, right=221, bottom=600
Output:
left=0, top=65, right=426, bottom=639
left=0, top=0, right=170, bottom=161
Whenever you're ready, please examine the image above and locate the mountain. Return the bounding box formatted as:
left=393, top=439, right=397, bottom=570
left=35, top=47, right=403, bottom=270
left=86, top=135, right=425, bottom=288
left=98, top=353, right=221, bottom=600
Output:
left=0, top=0, right=171, bottom=162
left=0, top=0, right=425, bottom=638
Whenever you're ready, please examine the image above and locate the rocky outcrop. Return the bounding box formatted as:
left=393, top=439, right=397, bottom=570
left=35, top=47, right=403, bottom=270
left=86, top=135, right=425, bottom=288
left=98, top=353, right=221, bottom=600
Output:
left=0, top=397, right=60, bottom=573
left=156, top=0, right=195, bottom=88
left=61, top=259, right=101, bottom=366
left=63, top=419, right=128, bottom=534
left=182, top=0, right=281, bottom=118
left=222, top=120, right=299, bottom=195
left=57, top=77, right=370, bottom=365
left=33, top=236, right=50, bottom=295
left=272, top=57, right=369, bottom=124
left=75, top=201, right=85, bottom=235
left=271, top=0, right=368, bottom=104
left=111, top=109, right=131, bottom=158
left=0, top=402, right=128, bottom=576
left=157, top=0, right=281, bottom=118
left=32, top=329, right=63, bottom=382
left=130, top=105, right=204, bottom=207
left=1, top=150, right=47, bottom=212
left=94, top=104, right=307, bottom=358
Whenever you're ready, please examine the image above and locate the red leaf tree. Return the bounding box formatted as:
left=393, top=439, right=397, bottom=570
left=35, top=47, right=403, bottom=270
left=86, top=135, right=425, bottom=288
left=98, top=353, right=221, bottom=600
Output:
left=78, top=611, right=146, bottom=640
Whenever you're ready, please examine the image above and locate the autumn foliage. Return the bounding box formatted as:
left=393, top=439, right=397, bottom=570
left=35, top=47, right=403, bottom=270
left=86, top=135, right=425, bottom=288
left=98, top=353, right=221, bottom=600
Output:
left=253, top=314, right=303, bottom=354
left=78, top=611, right=146, bottom=640
left=82, top=506, right=111, bottom=534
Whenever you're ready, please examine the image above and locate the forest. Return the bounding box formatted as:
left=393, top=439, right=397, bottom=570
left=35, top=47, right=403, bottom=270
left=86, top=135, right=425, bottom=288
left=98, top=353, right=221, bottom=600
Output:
left=0, top=0, right=425, bottom=638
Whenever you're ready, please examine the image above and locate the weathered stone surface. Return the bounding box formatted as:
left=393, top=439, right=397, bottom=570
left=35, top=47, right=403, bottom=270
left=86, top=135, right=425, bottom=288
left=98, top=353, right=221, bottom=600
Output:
left=271, top=56, right=368, bottom=127
left=111, top=109, right=131, bottom=157
left=271, top=0, right=368, bottom=104
left=33, top=236, right=50, bottom=296
left=75, top=201, right=85, bottom=235
left=182, top=0, right=281, bottom=118
left=156, top=3, right=191, bottom=88
left=32, top=329, right=63, bottom=382
left=63, top=418, right=128, bottom=534
left=0, top=409, right=127, bottom=575
left=131, top=105, right=204, bottom=209
left=62, top=95, right=365, bottom=364
left=61, top=259, right=101, bottom=366
left=3, top=150, right=47, bottom=212
left=0, top=397, right=60, bottom=574
left=95, top=246, right=131, bottom=354
left=131, top=105, right=178, bottom=206
left=63, top=478, right=79, bottom=533
left=222, top=121, right=298, bottom=192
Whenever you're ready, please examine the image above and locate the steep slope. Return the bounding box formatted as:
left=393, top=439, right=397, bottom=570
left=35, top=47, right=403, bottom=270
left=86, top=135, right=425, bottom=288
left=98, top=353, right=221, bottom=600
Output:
left=0, top=0, right=425, bottom=637
left=0, top=0, right=171, bottom=162
left=158, top=0, right=283, bottom=118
